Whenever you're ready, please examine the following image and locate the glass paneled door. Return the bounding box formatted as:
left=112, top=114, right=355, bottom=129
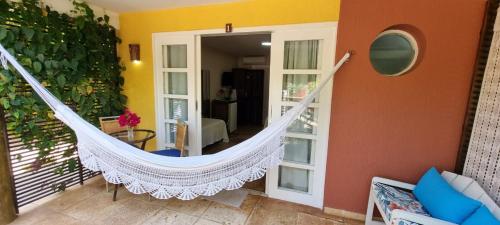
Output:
left=153, top=34, right=198, bottom=155
left=267, top=27, right=336, bottom=208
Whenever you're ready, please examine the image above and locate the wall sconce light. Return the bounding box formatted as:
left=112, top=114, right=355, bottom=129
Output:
left=129, top=44, right=140, bottom=63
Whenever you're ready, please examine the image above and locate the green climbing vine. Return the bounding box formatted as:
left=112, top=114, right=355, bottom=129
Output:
left=0, top=0, right=126, bottom=181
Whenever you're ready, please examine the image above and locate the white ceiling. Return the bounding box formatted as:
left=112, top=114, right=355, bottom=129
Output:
left=202, top=34, right=271, bottom=57
left=85, top=0, right=240, bottom=13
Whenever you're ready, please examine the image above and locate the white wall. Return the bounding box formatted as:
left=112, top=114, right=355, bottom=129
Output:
left=201, top=46, right=238, bottom=101
left=37, top=0, right=120, bottom=29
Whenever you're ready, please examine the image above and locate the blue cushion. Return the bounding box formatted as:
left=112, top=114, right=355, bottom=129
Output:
left=462, top=206, right=500, bottom=225
left=152, top=149, right=181, bottom=157
left=413, top=167, right=481, bottom=224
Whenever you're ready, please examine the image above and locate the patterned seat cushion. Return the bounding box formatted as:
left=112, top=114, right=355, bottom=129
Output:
left=373, top=182, right=430, bottom=223
left=391, top=218, right=423, bottom=225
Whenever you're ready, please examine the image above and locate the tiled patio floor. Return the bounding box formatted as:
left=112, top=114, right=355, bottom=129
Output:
left=9, top=176, right=364, bottom=225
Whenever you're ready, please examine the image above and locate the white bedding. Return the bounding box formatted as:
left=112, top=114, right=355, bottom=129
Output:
left=202, top=118, right=229, bottom=148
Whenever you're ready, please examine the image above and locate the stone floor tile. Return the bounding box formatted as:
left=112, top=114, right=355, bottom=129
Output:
left=36, top=212, right=84, bottom=225
left=140, top=208, right=199, bottom=225
left=93, top=197, right=163, bottom=225
left=193, top=218, right=223, bottom=225
left=164, top=197, right=212, bottom=216
left=297, top=212, right=347, bottom=225
left=9, top=207, right=56, bottom=225
left=62, top=190, right=131, bottom=222
left=131, top=194, right=172, bottom=207
left=200, top=194, right=260, bottom=225
left=41, top=183, right=102, bottom=212
left=9, top=181, right=365, bottom=225
left=344, top=218, right=365, bottom=225
left=10, top=207, right=82, bottom=225
left=246, top=206, right=297, bottom=225
left=246, top=197, right=325, bottom=225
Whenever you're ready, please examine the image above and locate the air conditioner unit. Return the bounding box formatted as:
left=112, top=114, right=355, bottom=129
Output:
left=242, top=56, right=266, bottom=65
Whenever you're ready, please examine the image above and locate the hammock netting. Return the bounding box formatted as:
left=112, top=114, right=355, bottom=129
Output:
left=0, top=44, right=350, bottom=200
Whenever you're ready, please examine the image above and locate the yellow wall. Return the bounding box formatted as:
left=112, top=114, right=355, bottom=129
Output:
left=118, top=0, right=340, bottom=150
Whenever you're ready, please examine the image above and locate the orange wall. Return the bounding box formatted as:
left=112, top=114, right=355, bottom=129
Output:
left=324, top=0, right=486, bottom=213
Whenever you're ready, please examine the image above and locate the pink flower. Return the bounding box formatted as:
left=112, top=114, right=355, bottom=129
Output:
left=118, top=108, right=141, bottom=128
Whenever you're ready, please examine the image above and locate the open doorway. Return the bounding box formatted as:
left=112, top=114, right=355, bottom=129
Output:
left=153, top=22, right=335, bottom=207
left=200, top=33, right=271, bottom=154
left=200, top=33, right=271, bottom=192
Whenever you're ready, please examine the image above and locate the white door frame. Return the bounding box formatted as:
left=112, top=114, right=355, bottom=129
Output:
left=152, top=22, right=337, bottom=208
left=152, top=33, right=197, bottom=154
left=266, top=26, right=336, bottom=209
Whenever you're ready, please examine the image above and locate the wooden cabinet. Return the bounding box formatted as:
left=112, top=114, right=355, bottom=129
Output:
left=232, top=69, right=264, bottom=126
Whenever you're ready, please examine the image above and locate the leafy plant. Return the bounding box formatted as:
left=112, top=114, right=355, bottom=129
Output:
left=0, top=0, right=126, bottom=176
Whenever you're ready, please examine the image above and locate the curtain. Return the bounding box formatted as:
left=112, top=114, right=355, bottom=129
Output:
left=166, top=72, right=187, bottom=95
left=163, top=45, right=187, bottom=68
left=283, top=40, right=319, bottom=70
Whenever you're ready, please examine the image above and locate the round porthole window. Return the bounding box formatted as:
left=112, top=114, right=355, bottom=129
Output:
left=369, top=30, right=418, bottom=76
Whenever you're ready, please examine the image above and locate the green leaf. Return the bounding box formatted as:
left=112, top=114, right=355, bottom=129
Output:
left=1, top=98, right=10, bottom=109
left=51, top=60, right=59, bottom=69
left=21, top=28, right=35, bottom=41
left=0, top=0, right=126, bottom=178
left=21, top=58, right=32, bottom=67
left=67, top=159, right=77, bottom=172
left=86, top=86, right=93, bottom=95
left=44, top=60, right=52, bottom=69
left=15, top=41, right=25, bottom=51
left=33, top=61, right=42, bottom=73
left=0, top=28, right=7, bottom=41
left=56, top=75, right=66, bottom=87
left=71, top=88, right=80, bottom=102
left=54, top=167, right=63, bottom=175
left=12, top=111, right=20, bottom=119
left=36, top=54, right=45, bottom=62
left=11, top=99, right=21, bottom=106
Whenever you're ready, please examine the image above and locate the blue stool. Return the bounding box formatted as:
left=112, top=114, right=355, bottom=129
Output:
left=152, top=149, right=181, bottom=157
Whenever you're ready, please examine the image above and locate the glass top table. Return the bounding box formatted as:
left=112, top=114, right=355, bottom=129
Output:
left=109, top=129, right=156, bottom=150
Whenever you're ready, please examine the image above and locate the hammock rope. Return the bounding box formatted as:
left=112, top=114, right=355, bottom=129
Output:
left=0, top=43, right=350, bottom=200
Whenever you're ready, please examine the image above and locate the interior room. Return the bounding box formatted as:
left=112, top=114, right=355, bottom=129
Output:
left=200, top=33, right=271, bottom=155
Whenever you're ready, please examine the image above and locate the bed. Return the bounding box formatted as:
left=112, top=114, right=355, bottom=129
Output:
left=202, top=118, right=229, bottom=148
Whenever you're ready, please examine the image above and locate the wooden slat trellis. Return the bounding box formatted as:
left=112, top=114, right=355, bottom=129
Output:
left=4, top=84, right=102, bottom=212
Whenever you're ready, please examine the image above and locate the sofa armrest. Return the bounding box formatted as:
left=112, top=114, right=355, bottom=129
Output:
left=372, top=177, right=416, bottom=190
left=391, top=209, right=457, bottom=225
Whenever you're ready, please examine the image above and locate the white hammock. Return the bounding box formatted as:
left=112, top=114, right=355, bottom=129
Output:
left=0, top=44, right=350, bottom=200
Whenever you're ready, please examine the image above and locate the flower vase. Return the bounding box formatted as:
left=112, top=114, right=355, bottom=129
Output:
left=127, top=127, right=134, bottom=141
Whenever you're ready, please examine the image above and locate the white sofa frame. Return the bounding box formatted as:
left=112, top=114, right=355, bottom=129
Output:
left=365, top=171, right=500, bottom=225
